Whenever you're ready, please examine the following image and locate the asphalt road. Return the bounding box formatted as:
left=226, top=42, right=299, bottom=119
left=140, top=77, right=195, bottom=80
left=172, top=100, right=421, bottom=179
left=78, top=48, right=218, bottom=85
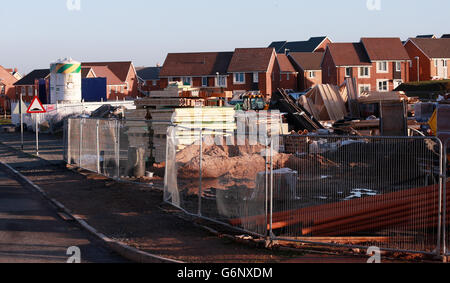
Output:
left=0, top=169, right=127, bottom=263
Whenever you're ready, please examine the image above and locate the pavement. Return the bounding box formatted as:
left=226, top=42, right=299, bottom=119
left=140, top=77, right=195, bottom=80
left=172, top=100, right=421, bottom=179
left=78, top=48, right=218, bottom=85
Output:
left=0, top=168, right=126, bottom=263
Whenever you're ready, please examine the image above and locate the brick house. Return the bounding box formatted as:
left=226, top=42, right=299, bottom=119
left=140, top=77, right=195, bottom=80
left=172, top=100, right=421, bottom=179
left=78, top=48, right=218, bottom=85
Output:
left=404, top=38, right=450, bottom=81
left=159, top=48, right=280, bottom=97
left=269, top=36, right=332, bottom=54
left=276, top=54, right=298, bottom=90
left=136, top=66, right=162, bottom=94
left=13, top=69, right=50, bottom=103
left=81, top=61, right=138, bottom=100
left=322, top=38, right=411, bottom=94
left=288, top=52, right=324, bottom=91
left=0, top=65, right=19, bottom=113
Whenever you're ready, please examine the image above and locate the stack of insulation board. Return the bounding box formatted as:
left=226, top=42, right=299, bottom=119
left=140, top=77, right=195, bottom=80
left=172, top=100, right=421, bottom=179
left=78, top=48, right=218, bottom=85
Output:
left=135, top=85, right=206, bottom=109
left=172, top=107, right=237, bottom=147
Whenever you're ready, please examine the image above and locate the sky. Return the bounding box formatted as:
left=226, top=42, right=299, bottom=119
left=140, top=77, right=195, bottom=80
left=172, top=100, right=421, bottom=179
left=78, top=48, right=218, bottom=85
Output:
left=1, top=0, right=449, bottom=74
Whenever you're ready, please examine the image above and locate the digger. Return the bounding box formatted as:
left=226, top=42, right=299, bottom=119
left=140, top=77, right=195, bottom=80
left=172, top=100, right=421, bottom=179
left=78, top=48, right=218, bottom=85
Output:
left=233, top=92, right=269, bottom=111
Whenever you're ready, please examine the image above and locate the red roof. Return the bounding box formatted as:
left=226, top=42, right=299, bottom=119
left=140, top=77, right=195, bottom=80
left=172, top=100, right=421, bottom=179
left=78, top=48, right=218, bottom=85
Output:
left=277, top=54, right=296, bottom=73
left=361, top=38, right=410, bottom=61
left=289, top=52, right=324, bottom=70
left=81, top=61, right=133, bottom=82
left=327, top=43, right=371, bottom=66
left=83, top=65, right=124, bottom=85
left=408, top=38, right=450, bottom=58
left=159, top=52, right=233, bottom=77
left=228, top=48, right=275, bottom=72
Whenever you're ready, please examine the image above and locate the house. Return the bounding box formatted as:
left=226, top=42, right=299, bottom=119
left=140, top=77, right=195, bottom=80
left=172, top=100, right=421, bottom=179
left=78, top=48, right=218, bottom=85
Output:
left=81, top=61, right=138, bottom=100
left=13, top=69, right=50, bottom=103
left=227, top=48, right=280, bottom=96
left=322, top=38, right=411, bottom=94
left=0, top=66, right=19, bottom=113
left=404, top=38, right=450, bottom=81
left=289, top=52, right=324, bottom=91
left=269, top=37, right=331, bottom=54
left=159, top=48, right=280, bottom=97
left=417, top=35, right=437, bottom=39
left=276, top=54, right=298, bottom=90
left=136, top=66, right=162, bottom=94
left=159, top=51, right=234, bottom=91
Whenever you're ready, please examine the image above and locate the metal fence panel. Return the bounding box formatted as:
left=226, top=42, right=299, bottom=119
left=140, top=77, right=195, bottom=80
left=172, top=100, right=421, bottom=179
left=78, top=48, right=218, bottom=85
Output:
left=444, top=138, right=450, bottom=256
left=271, top=135, right=442, bottom=254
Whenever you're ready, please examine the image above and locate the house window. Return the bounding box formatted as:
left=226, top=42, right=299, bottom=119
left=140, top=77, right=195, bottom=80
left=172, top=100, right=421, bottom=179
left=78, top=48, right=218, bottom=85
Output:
left=28, top=87, right=33, bottom=96
left=152, top=80, right=157, bottom=86
left=234, top=73, right=245, bottom=84
left=434, top=60, right=438, bottom=67
left=217, top=76, right=227, bottom=87
left=345, top=67, right=352, bottom=77
left=377, top=80, right=389, bottom=92
left=309, top=71, right=316, bottom=78
left=359, top=67, right=370, bottom=78
left=286, top=73, right=290, bottom=81
left=182, top=77, right=192, bottom=86
left=377, top=61, right=388, bottom=73
left=444, top=60, right=448, bottom=67
left=0, top=85, right=5, bottom=95
left=202, top=77, right=208, bottom=87
left=359, top=84, right=370, bottom=94
left=121, top=86, right=125, bottom=93
left=253, top=72, right=259, bottom=83
left=395, top=62, right=402, bottom=72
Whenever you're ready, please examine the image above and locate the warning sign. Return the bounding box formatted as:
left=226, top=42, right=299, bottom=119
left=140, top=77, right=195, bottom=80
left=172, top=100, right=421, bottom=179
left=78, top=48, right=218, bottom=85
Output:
left=27, top=97, right=46, bottom=114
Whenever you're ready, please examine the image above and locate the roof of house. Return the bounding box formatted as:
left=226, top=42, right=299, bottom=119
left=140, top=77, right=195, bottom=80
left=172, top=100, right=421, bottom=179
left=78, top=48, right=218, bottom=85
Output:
left=277, top=54, right=297, bottom=73
left=408, top=38, right=450, bottom=58
left=361, top=38, right=410, bottom=61
left=289, top=52, right=324, bottom=70
left=442, top=34, right=450, bottom=39
left=0, top=66, right=18, bottom=84
left=81, top=67, right=93, bottom=78
left=81, top=61, right=133, bottom=82
left=136, top=66, right=162, bottom=81
left=417, top=35, right=437, bottom=39
left=159, top=52, right=234, bottom=77
left=326, top=43, right=372, bottom=66
left=83, top=65, right=124, bottom=85
left=14, top=69, right=50, bottom=86
left=269, top=37, right=329, bottom=54
left=228, top=48, right=275, bottom=72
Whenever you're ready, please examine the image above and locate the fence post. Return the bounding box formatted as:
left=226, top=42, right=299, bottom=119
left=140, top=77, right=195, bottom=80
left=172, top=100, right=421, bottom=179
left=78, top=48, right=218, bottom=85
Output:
left=116, top=120, right=120, bottom=179
left=96, top=120, right=100, bottom=174
left=443, top=139, right=448, bottom=257
left=79, top=119, right=83, bottom=167
left=198, top=127, right=203, bottom=216
left=269, top=136, right=274, bottom=239
left=67, top=119, right=71, bottom=164
left=265, top=137, right=269, bottom=238
left=437, top=138, right=444, bottom=257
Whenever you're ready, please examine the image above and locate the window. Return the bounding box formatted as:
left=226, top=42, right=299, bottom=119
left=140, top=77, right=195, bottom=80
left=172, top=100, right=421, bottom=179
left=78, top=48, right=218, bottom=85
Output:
left=182, top=77, right=192, bottom=85
left=21, top=87, right=25, bottom=95
left=345, top=67, right=352, bottom=77
left=202, top=77, right=208, bottom=87
left=286, top=73, right=290, bottom=81
left=121, top=86, right=125, bottom=93
left=253, top=72, right=259, bottom=83
left=359, top=84, right=370, bottom=94
left=309, top=71, right=316, bottom=78
left=444, top=60, right=448, bottom=67
left=395, top=62, right=402, bottom=72
left=359, top=67, right=370, bottom=78
left=0, top=85, right=4, bottom=95
left=434, top=60, right=438, bottom=67
left=234, top=73, right=245, bottom=84
left=28, top=87, right=33, bottom=96
left=377, top=80, right=389, bottom=92
left=217, top=76, right=227, bottom=87
left=152, top=80, right=157, bottom=86
left=377, top=61, right=388, bottom=73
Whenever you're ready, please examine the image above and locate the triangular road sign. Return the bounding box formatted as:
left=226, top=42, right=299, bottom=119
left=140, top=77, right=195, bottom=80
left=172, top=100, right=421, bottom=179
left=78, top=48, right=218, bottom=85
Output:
left=27, top=96, right=46, bottom=114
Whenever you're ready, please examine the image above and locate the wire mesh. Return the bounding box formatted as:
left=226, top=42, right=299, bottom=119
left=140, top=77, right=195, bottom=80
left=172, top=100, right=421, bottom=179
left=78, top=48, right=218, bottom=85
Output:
left=270, top=135, right=442, bottom=254
left=444, top=138, right=450, bottom=256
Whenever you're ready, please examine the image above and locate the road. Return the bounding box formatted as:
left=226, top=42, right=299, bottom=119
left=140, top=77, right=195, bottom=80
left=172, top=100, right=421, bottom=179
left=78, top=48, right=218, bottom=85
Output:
left=0, top=169, right=126, bottom=263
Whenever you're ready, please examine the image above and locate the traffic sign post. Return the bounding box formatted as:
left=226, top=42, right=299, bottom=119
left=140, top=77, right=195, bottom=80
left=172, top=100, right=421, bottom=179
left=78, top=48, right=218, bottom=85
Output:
left=27, top=96, right=46, bottom=156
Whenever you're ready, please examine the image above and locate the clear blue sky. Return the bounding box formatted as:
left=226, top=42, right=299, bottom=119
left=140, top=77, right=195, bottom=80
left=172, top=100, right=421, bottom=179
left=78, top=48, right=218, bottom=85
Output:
left=1, top=0, right=449, bottom=74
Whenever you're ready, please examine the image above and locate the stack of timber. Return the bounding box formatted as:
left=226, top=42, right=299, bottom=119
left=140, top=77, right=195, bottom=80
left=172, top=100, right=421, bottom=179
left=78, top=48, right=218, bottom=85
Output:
left=276, top=89, right=323, bottom=132
left=299, top=84, right=348, bottom=122
left=230, top=181, right=449, bottom=237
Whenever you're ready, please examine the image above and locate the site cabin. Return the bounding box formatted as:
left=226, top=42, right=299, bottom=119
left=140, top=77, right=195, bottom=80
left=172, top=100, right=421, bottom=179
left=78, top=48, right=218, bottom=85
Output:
left=404, top=38, right=450, bottom=82
left=322, top=38, right=411, bottom=96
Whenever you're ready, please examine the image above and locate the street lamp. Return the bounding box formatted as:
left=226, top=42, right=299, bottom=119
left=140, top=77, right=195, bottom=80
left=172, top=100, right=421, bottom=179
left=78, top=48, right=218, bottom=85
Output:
left=415, top=56, right=420, bottom=82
